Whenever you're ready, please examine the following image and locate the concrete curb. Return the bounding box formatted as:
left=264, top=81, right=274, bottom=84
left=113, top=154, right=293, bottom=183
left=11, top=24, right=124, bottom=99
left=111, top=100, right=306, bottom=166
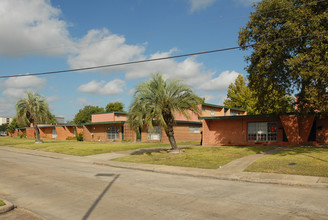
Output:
left=0, top=200, right=14, bottom=214
left=94, top=161, right=328, bottom=189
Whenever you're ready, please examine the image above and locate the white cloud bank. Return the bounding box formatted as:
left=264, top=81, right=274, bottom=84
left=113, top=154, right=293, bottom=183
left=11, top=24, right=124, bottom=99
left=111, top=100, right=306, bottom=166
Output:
left=199, top=70, right=239, bottom=91
left=0, top=75, right=47, bottom=116
left=0, top=0, right=73, bottom=56
left=77, top=79, right=126, bottom=96
left=188, top=0, right=217, bottom=13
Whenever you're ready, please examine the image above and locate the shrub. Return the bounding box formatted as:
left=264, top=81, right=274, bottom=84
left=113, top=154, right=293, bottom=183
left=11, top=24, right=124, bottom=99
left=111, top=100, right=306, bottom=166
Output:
left=76, top=132, right=83, bottom=141
left=66, top=136, right=77, bottom=140
left=122, top=139, right=131, bottom=142
left=20, top=131, right=27, bottom=139
left=0, top=200, right=5, bottom=206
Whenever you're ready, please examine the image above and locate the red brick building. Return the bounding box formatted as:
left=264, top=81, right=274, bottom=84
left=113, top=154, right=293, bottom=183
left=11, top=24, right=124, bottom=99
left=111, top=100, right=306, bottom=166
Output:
left=201, top=114, right=328, bottom=146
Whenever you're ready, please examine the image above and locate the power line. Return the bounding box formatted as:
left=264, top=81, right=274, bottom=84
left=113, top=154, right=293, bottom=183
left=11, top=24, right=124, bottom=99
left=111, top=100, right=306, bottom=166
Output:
left=1, top=31, right=327, bottom=79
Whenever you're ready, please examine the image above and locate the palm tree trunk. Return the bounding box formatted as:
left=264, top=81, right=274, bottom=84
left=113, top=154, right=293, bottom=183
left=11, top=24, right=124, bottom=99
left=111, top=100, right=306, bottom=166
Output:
left=165, top=125, right=178, bottom=150
left=34, top=125, right=41, bottom=143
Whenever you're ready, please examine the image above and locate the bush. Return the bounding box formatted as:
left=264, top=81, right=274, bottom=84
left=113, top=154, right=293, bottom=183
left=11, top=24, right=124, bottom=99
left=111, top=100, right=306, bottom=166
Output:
left=20, top=131, right=27, bottom=139
left=0, top=200, right=5, bottom=206
left=122, top=139, right=131, bottom=142
left=66, top=136, right=77, bottom=140
left=76, top=132, right=83, bottom=141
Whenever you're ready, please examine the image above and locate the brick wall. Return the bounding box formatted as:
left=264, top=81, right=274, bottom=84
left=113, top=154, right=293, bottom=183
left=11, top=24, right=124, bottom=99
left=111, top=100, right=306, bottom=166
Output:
left=203, top=116, right=319, bottom=146
left=83, top=123, right=124, bottom=142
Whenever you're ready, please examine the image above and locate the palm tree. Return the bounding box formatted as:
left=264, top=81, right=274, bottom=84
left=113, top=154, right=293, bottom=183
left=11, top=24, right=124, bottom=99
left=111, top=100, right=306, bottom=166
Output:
left=16, top=91, right=52, bottom=143
left=128, top=73, right=202, bottom=151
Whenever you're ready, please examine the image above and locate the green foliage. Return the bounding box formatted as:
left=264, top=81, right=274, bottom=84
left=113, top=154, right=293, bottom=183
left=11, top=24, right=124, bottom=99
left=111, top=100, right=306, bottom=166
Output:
left=0, top=124, right=8, bottom=132
left=224, top=75, right=259, bottom=115
left=128, top=73, right=202, bottom=150
left=105, top=102, right=125, bottom=112
left=239, top=0, right=328, bottom=115
left=66, top=136, right=77, bottom=140
left=16, top=91, right=53, bottom=142
left=20, top=131, right=27, bottom=139
left=73, top=105, right=105, bottom=124
left=0, top=200, right=5, bottom=206
left=76, top=132, right=83, bottom=141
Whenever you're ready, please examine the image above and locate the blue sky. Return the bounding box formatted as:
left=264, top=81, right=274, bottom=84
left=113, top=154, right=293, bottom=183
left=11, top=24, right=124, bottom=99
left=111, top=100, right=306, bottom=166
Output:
left=0, top=0, right=259, bottom=121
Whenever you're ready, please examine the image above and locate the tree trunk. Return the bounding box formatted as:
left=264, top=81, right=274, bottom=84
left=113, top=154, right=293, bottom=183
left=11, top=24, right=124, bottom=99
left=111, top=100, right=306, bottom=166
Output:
left=165, top=125, right=178, bottom=150
left=34, top=125, right=42, bottom=143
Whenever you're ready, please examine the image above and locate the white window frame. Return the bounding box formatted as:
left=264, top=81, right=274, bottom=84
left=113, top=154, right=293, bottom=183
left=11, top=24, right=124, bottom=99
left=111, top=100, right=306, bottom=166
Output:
left=189, top=126, right=200, bottom=133
left=52, top=128, right=57, bottom=139
left=107, top=126, right=119, bottom=140
left=211, top=109, right=215, bottom=116
left=148, top=126, right=161, bottom=140
left=247, top=122, right=277, bottom=142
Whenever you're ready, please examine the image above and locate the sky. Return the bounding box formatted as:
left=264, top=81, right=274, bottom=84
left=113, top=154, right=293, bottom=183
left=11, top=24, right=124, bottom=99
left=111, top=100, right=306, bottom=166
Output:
left=0, top=0, right=260, bottom=121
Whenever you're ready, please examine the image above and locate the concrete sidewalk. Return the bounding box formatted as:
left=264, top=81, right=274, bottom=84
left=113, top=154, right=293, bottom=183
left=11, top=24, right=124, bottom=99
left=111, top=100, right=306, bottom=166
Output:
left=1, top=145, right=328, bottom=188
left=2, top=145, right=328, bottom=188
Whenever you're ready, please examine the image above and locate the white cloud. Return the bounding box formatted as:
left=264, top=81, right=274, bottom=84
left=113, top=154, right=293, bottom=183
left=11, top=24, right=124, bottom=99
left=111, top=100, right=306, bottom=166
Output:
left=199, top=70, right=239, bottom=91
left=68, top=29, right=145, bottom=71
left=2, top=75, right=46, bottom=98
left=0, top=0, right=74, bottom=56
left=0, top=75, right=47, bottom=117
left=68, top=29, right=215, bottom=88
left=77, top=97, right=88, bottom=107
left=77, top=79, right=126, bottom=96
left=46, top=96, right=59, bottom=103
left=188, top=0, right=216, bottom=13
left=233, top=0, right=261, bottom=6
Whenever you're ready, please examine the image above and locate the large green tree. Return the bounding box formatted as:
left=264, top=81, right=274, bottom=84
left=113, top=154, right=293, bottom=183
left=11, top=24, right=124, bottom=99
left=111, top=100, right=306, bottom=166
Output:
left=105, top=102, right=125, bottom=112
left=128, top=73, right=202, bottom=150
left=16, top=91, right=52, bottom=143
left=73, top=105, right=105, bottom=124
left=239, top=0, right=328, bottom=115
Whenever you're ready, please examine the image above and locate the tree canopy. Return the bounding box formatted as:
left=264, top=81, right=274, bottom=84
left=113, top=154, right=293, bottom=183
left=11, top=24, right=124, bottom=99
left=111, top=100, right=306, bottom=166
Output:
left=105, top=102, right=125, bottom=112
left=239, top=0, right=328, bottom=115
left=128, top=73, right=202, bottom=150
left=16, top=91, right=53, bottom=142
left=224, top=75, right=259, bottom=115
left=73, top=105, right=105, bottom=124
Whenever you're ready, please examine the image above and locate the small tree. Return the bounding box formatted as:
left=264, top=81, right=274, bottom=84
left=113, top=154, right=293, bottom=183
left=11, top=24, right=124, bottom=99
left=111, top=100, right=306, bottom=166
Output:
left=16, top=91, right=52, bottom=143
left=73, top=105, right=105, bottom=124
left=224, top=74, right=259, bottom=115
left=128, top=73, right=202, bottom=151
left=105, top=102, right=125, bottom=112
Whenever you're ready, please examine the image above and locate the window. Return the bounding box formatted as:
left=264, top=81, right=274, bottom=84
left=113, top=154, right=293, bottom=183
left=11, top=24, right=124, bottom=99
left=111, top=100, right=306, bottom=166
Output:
left=148, top=126, right=161, bottom=140
left=202, top=107, right=206, bottom=112
left=73, top=127, right=77, bottom=137
left=230, top=111, right=240, bottom=116
left=189, top=126, right=200, bottom=133
left=247, top=122, right=277, bottom=142
left=52, top=128, right=57, bottom=139
left=211, top=109, right=215, bottom=116
left=107, top=126, right=119, bottom=140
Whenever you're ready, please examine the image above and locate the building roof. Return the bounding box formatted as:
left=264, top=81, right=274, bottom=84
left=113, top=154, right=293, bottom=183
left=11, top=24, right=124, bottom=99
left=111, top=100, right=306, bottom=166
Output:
left=202, top=103, right=246, bottom=112
left=91, top=112, right=127, bottom=115
left=200, top=114, right=279, bottom=120
left=83, top=121, right=126, bottom=126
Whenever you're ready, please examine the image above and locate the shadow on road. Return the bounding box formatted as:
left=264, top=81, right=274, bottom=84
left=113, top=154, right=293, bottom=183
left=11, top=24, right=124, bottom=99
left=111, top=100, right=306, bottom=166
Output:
left=82, top=174, right=120, bottom=220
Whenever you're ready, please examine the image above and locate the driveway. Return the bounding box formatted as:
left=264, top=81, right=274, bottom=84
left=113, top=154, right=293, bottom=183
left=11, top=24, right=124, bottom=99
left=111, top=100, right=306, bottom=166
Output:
left=0, top=148, right=328, bottom=219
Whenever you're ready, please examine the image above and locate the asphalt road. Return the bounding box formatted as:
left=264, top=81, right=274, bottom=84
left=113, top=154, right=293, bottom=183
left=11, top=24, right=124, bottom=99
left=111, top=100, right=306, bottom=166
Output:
left=0, top=148, right=328, bottom=220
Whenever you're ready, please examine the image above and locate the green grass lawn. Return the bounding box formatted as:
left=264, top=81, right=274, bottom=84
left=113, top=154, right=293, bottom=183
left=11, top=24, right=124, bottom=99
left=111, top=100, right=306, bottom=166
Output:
left=113, top=146, right=275, bottom=169
left=245, top=147, right=328, bottom=177
left=0, top=137, right=197, bottom=156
